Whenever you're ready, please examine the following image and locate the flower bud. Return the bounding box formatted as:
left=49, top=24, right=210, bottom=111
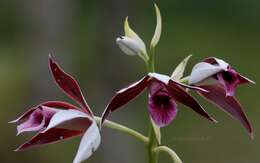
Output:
left=116, top=36, right=144, bottom=56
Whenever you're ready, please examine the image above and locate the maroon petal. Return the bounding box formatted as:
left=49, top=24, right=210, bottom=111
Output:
left=166, top=81, right=217, bottom=123
left=198, top=85, right=253, bottom=138
left=101, top=76, right=150, bottom=124
left=15, top=128, right=83, bottom=151
left=148, top=82, right=178, bottom=127
left=42, top=101, right=79, bottom=110
left=49, top=56, right=92, bottom=115
left=10, top=101, right=79, bottom=124
left=169, top=80, right=208, bottom=92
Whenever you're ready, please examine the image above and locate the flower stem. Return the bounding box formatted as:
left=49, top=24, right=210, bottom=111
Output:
left=147, top=120, right=159, bottom=163
left=146, top=47, right=160, bottom=163
left=94, top=116, right=149, bottom=144
left=153, top=146, right=183, bottom=163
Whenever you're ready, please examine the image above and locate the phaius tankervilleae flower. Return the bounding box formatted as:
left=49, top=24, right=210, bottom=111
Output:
left=188, top=57, right=255, bottom=137
left=10, top=56, right=101, bottom=163
left=189, top=57, right=255, bottom=96
left=101, top=73, right=217, bottom=127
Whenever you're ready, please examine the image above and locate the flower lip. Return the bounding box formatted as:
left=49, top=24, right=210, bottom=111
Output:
left=148, top=81, right=178, bottom=127
left=16, top=106, right=58, bottom=135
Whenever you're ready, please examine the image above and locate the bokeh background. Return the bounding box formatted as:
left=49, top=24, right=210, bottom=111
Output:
left=1, top=0, right=259, bottom=162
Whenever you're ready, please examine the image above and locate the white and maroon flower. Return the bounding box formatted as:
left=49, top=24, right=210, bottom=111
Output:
left=189, top=57, right=255, bottom=96
left=189, top=57, right=255, bottom=138
left=101, top=73, right=216, bottom=127
left=10, top=56, right=101, bottom=163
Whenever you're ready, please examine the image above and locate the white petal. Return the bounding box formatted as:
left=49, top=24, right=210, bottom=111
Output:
left=171, top=55, right=192, bottom=80
left=189, top=62, right=224, bottom=85
left=150, top=4, right=162, bottom=48
left=116, top=36, right=144, bottom=56
left=43, top=109, right=91, bottom=132
left=148, top=73, right=170, bottom=84
left=214, top=58, right=229, bottom=69
left=73, top=122, right=101, bottom=163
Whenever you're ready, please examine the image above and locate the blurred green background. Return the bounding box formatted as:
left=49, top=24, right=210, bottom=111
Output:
left=1, top=0, right=259, bottom=162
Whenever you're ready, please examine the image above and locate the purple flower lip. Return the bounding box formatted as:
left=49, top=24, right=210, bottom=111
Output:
left=148, top=81, right=178, bottom=127
left=10, top=56, right=101, bottom=163
left=101, top=72, right=216, bottom=128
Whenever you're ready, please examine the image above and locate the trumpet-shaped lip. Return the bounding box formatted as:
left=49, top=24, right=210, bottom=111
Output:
left=101, top=72, right=216, bottom=127
left=16, top=107, right=58, bottom=135
left=148, top=81, right=178, bottom=127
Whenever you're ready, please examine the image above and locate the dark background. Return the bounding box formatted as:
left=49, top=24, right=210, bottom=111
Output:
left=1, top=0, right=259, bottom=162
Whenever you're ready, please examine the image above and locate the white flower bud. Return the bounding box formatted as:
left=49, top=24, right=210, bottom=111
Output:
left=116, top=36, right=144, bottom=56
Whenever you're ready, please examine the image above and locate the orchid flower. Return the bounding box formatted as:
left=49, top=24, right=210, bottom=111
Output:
left=10, top=56, right=101, bottom=163
left=189, top=57, right=255, bottom=96
left=101, top=72, right=216, bottom=128
left=188, top=57, right=255, bottom=137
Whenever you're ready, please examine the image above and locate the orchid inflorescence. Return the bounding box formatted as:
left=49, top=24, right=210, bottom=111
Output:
left=10, top=4, right=255, bottom=163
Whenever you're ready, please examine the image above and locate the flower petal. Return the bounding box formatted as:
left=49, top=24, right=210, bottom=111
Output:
left=73, top=122, right=101, bottom=163
left=148, top=72, right=170, bottom=84
left=124, top=17, right=146, bottom=54
left=43, top=108, right=92, bottom=132
left=169, top=79, right=208, bottom=92
left=116, top=36, right=144, bottom=55
left=15, top=128, right=83, bottom=151
left=148, top=82, right=177, bottom=127
left=198, top=85, right=253, bottom=138
left=49, top=56, right=92, bottom=115
left=189, top=62, right=224, bottom=85
left=171, top=55, right=192, bottom=80
left=203, top=57, right=229, bottom=69
left=166, top=82, right=217, bottom=123
left=101, top=76, right=150, bottom=124
left=150, top=3, right=162, bottom=48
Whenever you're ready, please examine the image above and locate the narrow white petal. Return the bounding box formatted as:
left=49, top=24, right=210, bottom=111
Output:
left=214, top=58, right=229, bottom=69
left=189, top=62, right=224, bottom=85
left=148, top=73, right=170, bottom=84
left=150, top=4, right=162, bottom=48
left=73, top=122, right=101, bottom=163
left=43, top=109, right=91, bottom=132
left=171, top=55, right=192, bottom=80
